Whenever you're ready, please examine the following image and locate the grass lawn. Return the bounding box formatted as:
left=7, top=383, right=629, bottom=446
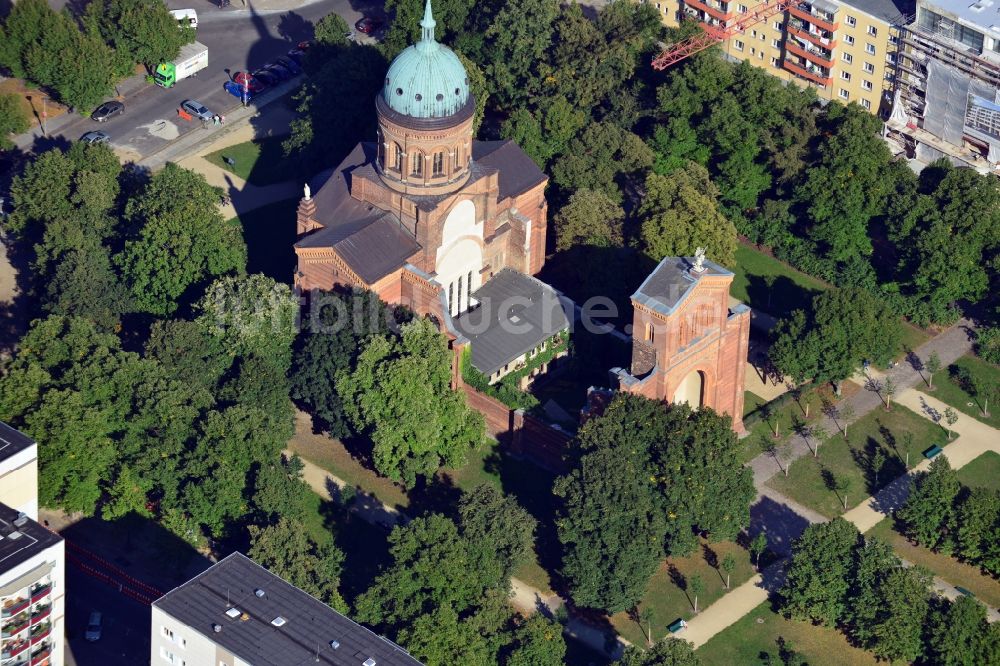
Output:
left=729, top=244, right=829, bottom=318
left=744, top=390, right=767, bottom=418
left=609, top=541, right=755, bottom=647
left=867, top=518, right=1000, bottom=608
left=921, top=354, right=1000, bottom=429
left=957, top=451, right=1000, bottom=491
left=768, top=403, right=944, bottom=518
left=697, top=600, right=879, bottom=666
left=898, top=321, right=932, bottom=361
left=228, top=197, right=298, bottom=283
left=204, top=136, right=298, bottom=186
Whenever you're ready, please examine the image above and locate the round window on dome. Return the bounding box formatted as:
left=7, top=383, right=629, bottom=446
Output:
left=396, top=88, right=403, bottom=96
left=454, top=88, right=460, bottom=96
left=415, top=93, right=422, bottom=101
left=436, top=93, right=444, bottom=101
left=385, top=78, right=389, bottom=85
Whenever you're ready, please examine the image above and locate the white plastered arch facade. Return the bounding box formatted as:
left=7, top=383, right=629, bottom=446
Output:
left=434, top=199, right=483, bottom=317
left=673, top=370, right=705, bottom=409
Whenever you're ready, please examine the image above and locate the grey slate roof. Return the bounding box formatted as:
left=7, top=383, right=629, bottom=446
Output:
left=455, top=269, right=572, bottom=376
left=632, top=257, right=733, bottom=316
left=154, top=552, right=422, bottom=666
left=473, top=140, right=547, bottom=202
left=0, top=502, right=61, bottom=576
left=0, top=421, right=34, bottom=464
left=840, top=0, right=912, bottom=24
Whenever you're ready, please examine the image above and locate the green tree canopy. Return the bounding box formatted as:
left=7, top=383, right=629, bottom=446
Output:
left=619, top=638, right=701, bottom=665
left=85, top=0, right=193, bottom=74
left=554, top=188, right=625, bottom=251
left=551, top=122, right=653, bottom=203
left=459, top=483, right=536, bottom=587
left=338, top=318, right=484, bottom=485
left=502, top=614, right=567, bottom=666
left=897, top=455, right=961, bottom=551
left=779, top=518, right=861, bottom=626
left=0, top=93, right=29, bottom=149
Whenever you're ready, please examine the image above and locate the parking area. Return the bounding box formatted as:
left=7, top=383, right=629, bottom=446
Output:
left=64, top=565, right=151, bottom=666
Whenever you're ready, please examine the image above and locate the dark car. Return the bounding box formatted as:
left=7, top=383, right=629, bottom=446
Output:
left=224, top=80, right=255, bottom=102
left=252, top=69, right=278, bottom=87
left=285, top=48, right=306, bottom=65
left=355, top=17, right=383, bottom=34
left=80, top=131, right=110, bottom=145
left=274, top=56, right=301, bottom=75
left=263, top=63, right=293, bottom=81
left=91, top=100, right=124, bottom=122
left=232, top=71, right=265, bottom=93
left=297, top=39, right=312, bottom=50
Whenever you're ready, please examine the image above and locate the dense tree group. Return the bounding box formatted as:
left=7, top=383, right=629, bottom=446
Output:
left=554, top=394, right=754, bottom=613
left=779, top=518, right=1000, bottom=663
left=897, top=457, right=1000, bottom=576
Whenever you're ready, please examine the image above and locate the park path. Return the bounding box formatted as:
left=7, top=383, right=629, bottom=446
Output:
left=285, top=449, right=630, bottom=658
left=686, top=384, right=1000, bottom=646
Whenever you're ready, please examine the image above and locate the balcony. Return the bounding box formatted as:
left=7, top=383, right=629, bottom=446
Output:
left=29, top=608, right=50, bottom=627
left=29, top=643, right=51, bottom=665
left=28, top=587, right=49, bottom=605
left=783, top=58, right=832, bottom=85
left=786, top=24, right=836, bottom=49
left=683, top=0, right=736, bottom=22
left=29, top=624, right=50, bottom=645
left=2, top=616, right=29, bottom=638
left=785, top=40, right=834, bottom=68
left=1, top=639, right=29, bottom=659
left=788, top=3, right=839, bottom=32
left=2, top=599, right=29, bottom=619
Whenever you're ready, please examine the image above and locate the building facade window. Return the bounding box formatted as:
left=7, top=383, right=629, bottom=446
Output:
left=839, top=88, right=850, bottom=99
left=393, top=144, right=403, bottom=171
left=773, top=20, right=782, bottom=30
left=842, top=52, right=853, bottom=63
left=865, top=42, right=876, bottom=54
left=846, top=15, right=856, bottom=26
left=863, top=61, right=875, bottom=73
left=867, top=25, right=877, bottom=36
left=841, top=71, right=851, bottom=80
left=734, top=39, right=744, bottom=51
left=432, top=152, right=444, bottom=176
left=844, top=34, right=855, bottom=44
left=457, top=275, right=464, bottom=313
left=467, top=271, right=473, bottom=305
left=771, top=38, right=780, bottom=47
left=770, top=56, right=779, bottom=66
left=861, top=98, right=871, bottom=109
left=448, top=282, right=453, bottom=311
left=862, top=79, right=873, bottom=90
left=411, top=151, right=422, bottom=176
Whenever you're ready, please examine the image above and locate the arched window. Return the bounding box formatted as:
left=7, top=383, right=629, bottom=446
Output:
left=411, top=151, right=423, bottom=177
left=432, top=152, right=444, bottom=177
left=453, top=146, right=462, bottom=173
left=392, top=144, right=403, bottom=171
left=645, top=322, right=655, bottom=343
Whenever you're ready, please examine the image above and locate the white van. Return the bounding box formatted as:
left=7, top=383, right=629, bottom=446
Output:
left=169, top=9, right=198, bottom=29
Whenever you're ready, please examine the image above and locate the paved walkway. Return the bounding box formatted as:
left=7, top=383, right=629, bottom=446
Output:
left=286, top=450, right=630, bottom=657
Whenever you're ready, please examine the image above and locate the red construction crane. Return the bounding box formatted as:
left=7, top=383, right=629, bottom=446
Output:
left=652, top=0, right=795, bottom=70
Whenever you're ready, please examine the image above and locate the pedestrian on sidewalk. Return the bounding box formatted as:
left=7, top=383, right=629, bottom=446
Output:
left=220, top=114, right=226, bottom=125
left=213, top=114, right=220, bottom=126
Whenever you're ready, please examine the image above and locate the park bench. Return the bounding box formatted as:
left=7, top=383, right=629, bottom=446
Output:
left=923, top=445, right=943, bottom=459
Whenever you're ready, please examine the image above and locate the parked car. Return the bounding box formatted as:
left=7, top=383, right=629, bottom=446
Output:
left=181, top=99, right=213, bottom=122
left=80, top=131, right=110, bottom=145
left=263, top=63, right=293, bottom=81
left=223, top=80, right=255, bottom=102
left=355, top=16, right=383, bottom=34
left=232, top=71, right=265, bottom=93
left=285, top=48, right=306, bottom=65
left=90, top=100, right=124, bottom=122
left=274, top=56, right=301, bottom=75
left=296, top=39, right=312, bottom=50
left=85, top=612, right=102, bottom=641
left=251, top=69, right=278, bottom=87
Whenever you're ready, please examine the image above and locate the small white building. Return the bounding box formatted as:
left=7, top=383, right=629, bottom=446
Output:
left=0, top=502, right=65, bottom=666
left=0, top=423, right=38, bottom=521
left=151, top=552, right=422, bottom=666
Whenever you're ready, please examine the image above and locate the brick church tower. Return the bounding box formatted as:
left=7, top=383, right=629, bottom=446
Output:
left=612, top=251, right=751, bottom=435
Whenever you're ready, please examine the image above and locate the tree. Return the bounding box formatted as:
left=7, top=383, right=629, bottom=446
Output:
left=689, top=574, right=704, bottom=613
left=779, top=518, right=861, bottom=626
left=553, top=395, right=667, bottom=612
left=312, top=12, right=350, bottom=47
left=379, top=0, right=476, bottom=58
left=839, top=404, right=856, bottom=439
left=871, top=448, right=886, bottom=488
left=638, top=163, right=738, bottom=268
left=721, top=553, right=736, bottom=589
left=883, top=375, right=896, bottom=410
left=551, top=122, right=653, bottom=202
left=955, top=487, right=1000, bottom=566
left=145, top=319, right=231, bottom=395
left=870, top=566, right=931, bottom=662
left=248, top=517, right=347, bottom=612
left=483, top=0, right=559, bottom=109
left=459, top=483, right=536, bottom=587
left=926, top=351, right=942, bottom=388
left=86, top=0, right=193, bottom=74
left=500, top=96, right=586, bottom=168
left=896, top=456, right=960, bottom=550
left=455, top=51, right=487, bottom=134
left=944, top=407, right=959, bottom=439
left=619, top=638, right=701, bottom=666
left=554, top=188, right=625, bottom=251
left=0, top=93, right=29, bottom=149
left=750, top=532, right=768, bottom=570
left=118, top=163, right=247, bottom=315
left=639, top=606, right=656, bottom=646
left=835, top=475, right=851, bottom=510
left=845, top=536, right=898, bottom=648
left=504, top=614, right=567, bottom=666
left=927, top=595, right=994, bottom=666
left=338, top=318, right=485, bottom=485
left=976, top=326, right=1000, bottom=365
left=195, top=274, right=299, bottom=362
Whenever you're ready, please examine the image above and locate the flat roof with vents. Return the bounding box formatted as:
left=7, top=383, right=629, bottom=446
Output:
left=0, top=421, right=35, bottom=465
left=153, top=552, right=422, bottom=666
left=0, top=502, right=61, bottom=575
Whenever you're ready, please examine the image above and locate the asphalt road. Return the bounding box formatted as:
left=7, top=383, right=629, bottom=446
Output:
left=63, top=565, right=151, bottom=666
left=21, top=0, right=382, bottom=162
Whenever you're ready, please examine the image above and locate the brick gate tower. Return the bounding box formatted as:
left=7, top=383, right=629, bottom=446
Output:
left=612, top=251, right=750, bottom=435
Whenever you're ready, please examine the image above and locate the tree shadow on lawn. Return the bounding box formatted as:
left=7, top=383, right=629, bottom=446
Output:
left=742, top=273, right=822, bottom=319
left=850, top=435, right=906, bottom=495
left=749, top=495, right=812, bottom=558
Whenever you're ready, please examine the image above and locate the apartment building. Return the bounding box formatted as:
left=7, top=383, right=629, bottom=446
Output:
left=887, top=0, right=1000, bottom=170
left=0, top=423, right=38, bottom=521
left=151, top=552, right=422, bottom=666
left=0, top=503, right=65, bottom=666
left=642, top=0, right=911, bottom=113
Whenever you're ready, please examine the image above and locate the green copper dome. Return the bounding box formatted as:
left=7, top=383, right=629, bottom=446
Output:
left=382, top=0, right=470, bottom=119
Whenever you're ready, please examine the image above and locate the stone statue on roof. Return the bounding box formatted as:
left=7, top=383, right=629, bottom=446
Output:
left=303, top=183, right=311, bottom=201
left=693, top=247, right=706, bottom=273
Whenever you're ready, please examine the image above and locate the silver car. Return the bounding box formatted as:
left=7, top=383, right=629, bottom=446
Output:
left=80, top=131, right=110, bottom=145
left=181, top=99, right=213, bottom=122
left=85, top=611, right=102, bottom=641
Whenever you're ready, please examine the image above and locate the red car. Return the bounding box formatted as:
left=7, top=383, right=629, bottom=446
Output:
left=232, top=71, right=265, bottom=93
left=355, top=17, right=383, bottom=34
